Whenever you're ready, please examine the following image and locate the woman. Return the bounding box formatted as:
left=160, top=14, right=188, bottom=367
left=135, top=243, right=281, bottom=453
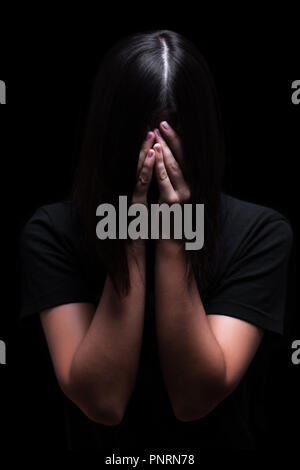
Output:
left=19, top=30, right=293, bottom=452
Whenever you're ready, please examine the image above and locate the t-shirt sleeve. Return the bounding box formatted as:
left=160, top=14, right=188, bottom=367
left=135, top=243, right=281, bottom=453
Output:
left=205, top=216, right=294, bottom=336
left=19, top=206, right=97, bottom=327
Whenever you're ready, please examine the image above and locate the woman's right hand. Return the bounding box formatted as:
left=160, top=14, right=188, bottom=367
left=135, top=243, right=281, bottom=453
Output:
left=131, top=131, right=156, bottom=205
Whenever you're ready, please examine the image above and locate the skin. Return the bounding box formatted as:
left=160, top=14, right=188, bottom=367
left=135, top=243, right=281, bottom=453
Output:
left=152, top=122, right=264, bottom=420
left=40, top=132, right=156, bottom=425
left=40, top=122, right=264, bottom=425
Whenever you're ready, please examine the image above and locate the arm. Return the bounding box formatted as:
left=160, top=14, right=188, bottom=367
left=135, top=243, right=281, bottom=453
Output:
left=40, top=132, right=156, bottom=426
left=41, top=244, right=145, bottom=426
left=153, top=122, right=264, bottom=421
left=155, top=239, right=264, bottom=421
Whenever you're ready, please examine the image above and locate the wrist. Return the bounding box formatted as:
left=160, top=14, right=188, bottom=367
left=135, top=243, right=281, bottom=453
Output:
left=126, top=239, right=146, bottom=259
left=155, top=239, right=185, bottom=257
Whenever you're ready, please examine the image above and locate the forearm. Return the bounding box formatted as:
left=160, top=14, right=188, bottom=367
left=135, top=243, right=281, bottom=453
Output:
left=155, top=240, right=227, bottom=421
left=69, top=241, right=146, bottom=423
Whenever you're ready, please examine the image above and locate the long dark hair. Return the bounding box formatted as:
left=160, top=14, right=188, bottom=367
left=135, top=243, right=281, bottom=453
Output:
left=71, top=29, right=226, bottom=298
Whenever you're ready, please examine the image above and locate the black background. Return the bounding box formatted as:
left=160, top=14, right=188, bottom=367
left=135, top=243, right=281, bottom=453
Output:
left=0, top=12, right=299, bottom=455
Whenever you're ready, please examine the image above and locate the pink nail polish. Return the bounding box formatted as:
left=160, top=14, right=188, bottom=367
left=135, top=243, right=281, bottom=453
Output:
left=147, top=131, right=153, bottom=140
left=162, top=121, right=169, bottom=129
left=155, top=128, right=161, bottom=138
left=148, top=149, right=153, bottom=158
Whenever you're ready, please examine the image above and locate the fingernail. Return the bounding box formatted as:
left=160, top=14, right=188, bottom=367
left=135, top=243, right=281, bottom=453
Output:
left=147, top=131, right=153, bottom=140
left=155, top=128, right=161, bottom=138
left=162, top=121, right=169, bottom=130
left=148, top=149, right=154, bottom=158
left=156, top=144, right=161, bottom=153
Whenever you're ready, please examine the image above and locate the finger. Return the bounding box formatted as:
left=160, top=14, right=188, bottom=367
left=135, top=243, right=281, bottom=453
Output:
left=154, top=143, right=177, bottom=203
left=136, top=131, right=155, bottom=177
left=159, top=121, right=184, bottom=165
left=132, top=148, right=155, bottom=203
left=154, top=128, right=188, bottom=194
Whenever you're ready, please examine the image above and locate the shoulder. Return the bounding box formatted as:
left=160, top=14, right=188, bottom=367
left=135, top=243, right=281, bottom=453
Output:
left=205, top=194, right=294, bottom=337
left=21, top=200, right=79, bottom=231
left=19, top=201, right=101, bottom=325
left=19, top=200, right=82, bottom=252
left=220, top=193, right=293, bottom=249
left=218, top=193, right=294, bottom=274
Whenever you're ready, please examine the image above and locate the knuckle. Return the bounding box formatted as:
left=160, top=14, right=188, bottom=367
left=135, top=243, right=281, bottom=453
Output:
left=155, top=149, right=162, bottom=159
left=138, top=174, right=149, bottom=186
left=170, top=160, right=179, bottom=172
left=159, top=170, right=168, bottom=181
left=144, top=158, right=153, bottom=169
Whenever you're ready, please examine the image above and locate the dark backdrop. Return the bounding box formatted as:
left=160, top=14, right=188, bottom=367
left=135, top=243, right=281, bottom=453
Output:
left=0, top=16, right=299, bottom=453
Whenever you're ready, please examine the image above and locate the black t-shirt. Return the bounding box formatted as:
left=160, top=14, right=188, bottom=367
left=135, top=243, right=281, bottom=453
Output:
left=18, top=193, right=293, bottom=451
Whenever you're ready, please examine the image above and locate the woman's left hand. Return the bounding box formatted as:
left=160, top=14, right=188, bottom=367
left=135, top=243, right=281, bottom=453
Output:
left=153, top=122, right=191, bottom=205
